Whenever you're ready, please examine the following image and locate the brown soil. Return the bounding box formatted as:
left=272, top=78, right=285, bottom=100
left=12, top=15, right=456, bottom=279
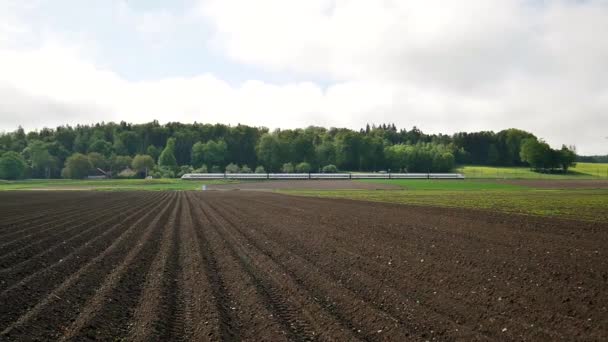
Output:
left=207, top=179, right=399, bottom=190
left=497, top=179, right=608, bottom=189
left=0, top=191, right=606, bottom=341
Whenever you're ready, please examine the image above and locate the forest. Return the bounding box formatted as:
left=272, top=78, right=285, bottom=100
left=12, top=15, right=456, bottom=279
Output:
left=0, top=121, right=577, bottom=179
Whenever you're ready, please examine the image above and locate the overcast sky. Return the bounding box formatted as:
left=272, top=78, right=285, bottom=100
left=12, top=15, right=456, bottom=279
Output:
left=0, top=0, right=607, bottom=154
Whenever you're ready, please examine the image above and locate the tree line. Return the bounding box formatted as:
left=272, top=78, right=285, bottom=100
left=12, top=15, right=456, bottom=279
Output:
left=0, top=121, right=577, bottom=179
left=576, top=154, right=608, bottom=163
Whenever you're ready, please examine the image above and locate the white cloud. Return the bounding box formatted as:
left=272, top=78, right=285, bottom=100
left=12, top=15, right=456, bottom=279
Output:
left=196, top=0, right=608, bottom=154
left=0, top=0, right=607, bottom=154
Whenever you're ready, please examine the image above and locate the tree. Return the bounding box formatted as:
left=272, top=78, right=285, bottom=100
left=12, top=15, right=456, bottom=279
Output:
left=158, top=138, right=177, bottom=170
left=335, top=131, right=363, bottom=170
left=191, top=141, right=206, bottom=168
left=520, top=138, right=550, bottom=170
left=110, top=155, right=132, bottom=173
left=88, top=139, right=112, bottom=156
left=88, top=152, right=109, bottom=171
left=0, top=121, right=581, bottom=178
left=146, top=145, right=161, bottom=161
left=282, top=162, right=295, bottom=173
left=62, top=153, right=92, bottom=179
left=558, top=146, right=576, bottom=172
left=0, top=152, right=27, bottom=179
left=487, top=144, right=500, bottom=165
left=132, top=154, right=155, bottom=177
left=295, top=162, right=311, bottom=173
left=27, top=140, right=57, bottom=178
left=201, top=140, right=228, bottom=168
left=432, top=152, right=455, bottom=172
left=256, top=134, right=281, bottom=171
left=225, top=163, right=240, bottom=173
left=500, top=128, right=535, bottom=165
left=315, top=140, right=336, bottom=168
left=116, top=131, right=139, bottom=155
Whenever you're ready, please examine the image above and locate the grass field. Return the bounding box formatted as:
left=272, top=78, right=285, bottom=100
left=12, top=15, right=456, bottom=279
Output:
left=360, top=179, right=525, bottom=190
left=456, top=162, right=608, bottom=179
left=284, top=188, right=608, bottom=222
left=0, top=178, right=235, bottom=191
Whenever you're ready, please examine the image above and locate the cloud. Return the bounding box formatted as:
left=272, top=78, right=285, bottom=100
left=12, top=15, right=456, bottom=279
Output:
left=0, top=0, right=607, bottom=154
left=196, top=0, right=608, bottom=153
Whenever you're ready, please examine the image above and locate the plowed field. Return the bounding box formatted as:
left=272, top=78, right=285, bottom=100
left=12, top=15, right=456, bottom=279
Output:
left=0, top=191, right=606, bottom=341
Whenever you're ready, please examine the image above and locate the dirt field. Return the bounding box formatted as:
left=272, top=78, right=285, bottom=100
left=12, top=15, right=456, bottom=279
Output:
left=207, top=179, right=400, bottom=190
left=498, top=179, right=608, bottom=189
left=0, top=191, right=606, bottom=341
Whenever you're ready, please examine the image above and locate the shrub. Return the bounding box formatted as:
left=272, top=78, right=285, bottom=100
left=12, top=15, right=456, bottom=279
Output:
left=177, top=165, right=194, bottom=177
left=225, top=163, right=240, bottom=173
left=322, top=164, right=338, bottom=173
left=193, top=164, right=208, bottom=173
left=210, top=165, right=221, bottom=173
left=254, top=166, right=266, bottom=173
left=158, top=167, right=176, bottom=178
left=281, top=162, right=295, bottom=173
left=295, top=162, right=311, bottom=173
left=150, top=170, right=162, bottom=179
left=240, top=165, right=252, bottom=173
left=117, top=168, right=137, bottom=179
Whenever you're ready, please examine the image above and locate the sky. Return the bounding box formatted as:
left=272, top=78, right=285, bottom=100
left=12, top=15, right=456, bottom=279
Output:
left=0, top=0, right=607, bottom=155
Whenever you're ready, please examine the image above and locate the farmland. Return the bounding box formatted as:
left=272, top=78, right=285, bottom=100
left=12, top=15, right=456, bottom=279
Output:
left=0, top=190, right=607, bottom=341
left=286, top=179, right=608, bottom=222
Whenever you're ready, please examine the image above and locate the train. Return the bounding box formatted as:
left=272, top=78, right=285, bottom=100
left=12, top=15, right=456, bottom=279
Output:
left=181, top=173, right=465, bottom=180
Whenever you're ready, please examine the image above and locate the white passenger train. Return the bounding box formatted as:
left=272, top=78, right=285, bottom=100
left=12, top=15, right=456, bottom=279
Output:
left=181, top=173, right=465, bottom=180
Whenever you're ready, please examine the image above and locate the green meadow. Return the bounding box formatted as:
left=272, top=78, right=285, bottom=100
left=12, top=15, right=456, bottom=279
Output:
left=0, top=178, right=235, bottom=191
left=456, top=162, right=608, bottom=179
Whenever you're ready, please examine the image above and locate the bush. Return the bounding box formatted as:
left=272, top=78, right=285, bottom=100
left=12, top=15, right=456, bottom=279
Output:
left=131, top=154, right=155, bottom=175
left=150, top=170, right=162, bottom=179
left=295, top=162, right=311, bottom=173
left=117, top=168, right=137, bottom=179
left=177, top=165, right=194, bottom=177
left=255, top=165, right=266, bottom=173
left=240, top=165, right=252, bottom=173
left=193, top=164, right=208, bottom=173
left=210, top=165, right=221, bottom=173
left=322, top=164, right=338, bottom=173
left=225, top=163, right=240, bottom=173
left=281, top=162, right=295, bottom=173
left=158, top=167, right=176, bottom=178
